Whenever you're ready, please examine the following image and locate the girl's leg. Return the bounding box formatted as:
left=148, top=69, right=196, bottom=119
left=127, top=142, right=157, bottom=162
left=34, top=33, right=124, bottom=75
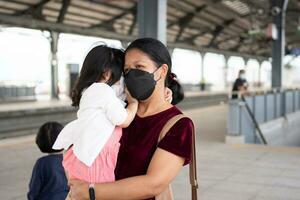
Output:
left=65, top=171, right=72, bottom=200
left=63, top=150, right=72, bottom=200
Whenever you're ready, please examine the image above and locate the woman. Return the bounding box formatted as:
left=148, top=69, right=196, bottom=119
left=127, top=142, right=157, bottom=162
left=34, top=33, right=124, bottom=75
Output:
left=69, top=38, right=194, bottom=200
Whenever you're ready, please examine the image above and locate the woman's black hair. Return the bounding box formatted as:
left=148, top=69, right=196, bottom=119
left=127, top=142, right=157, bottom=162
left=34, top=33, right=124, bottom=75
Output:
left=168, top=73, right=184, bottom=105
left=36, top=121, right=64, bottom=153
left=125, top=38, right=184, bottom=105
left=71, top=45, right=124, bottom=107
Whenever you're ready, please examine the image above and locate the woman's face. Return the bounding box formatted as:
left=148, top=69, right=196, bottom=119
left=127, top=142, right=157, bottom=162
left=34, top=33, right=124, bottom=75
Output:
left=124, top=48, right=168, bottom=101
left=124, top=49, right=159, bottom=75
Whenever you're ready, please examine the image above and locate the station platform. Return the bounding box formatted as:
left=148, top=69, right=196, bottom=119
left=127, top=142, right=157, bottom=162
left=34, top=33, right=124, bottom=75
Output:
left=0, top=91, right=228, bottom=112
left=0, top=91, right=228, bottom=139
left=1, top=104, right=300, bottom=200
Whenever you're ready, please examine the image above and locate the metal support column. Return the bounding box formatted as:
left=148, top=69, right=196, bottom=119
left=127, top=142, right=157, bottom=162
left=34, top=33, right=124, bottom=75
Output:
left=270, top=0, right=289, bottom=88
left=137, top=0, right=167, bottom=44
left=200, top=52, right=206, bottom=91
left=50, top=31, right=59, bottom=99
left=244, top=58, right=249, bottom=69
left=258, top=60, right=264, bottom=87
left=224, top=55, right=230, bottom=89
left=201, top=52, right=205, bottom=82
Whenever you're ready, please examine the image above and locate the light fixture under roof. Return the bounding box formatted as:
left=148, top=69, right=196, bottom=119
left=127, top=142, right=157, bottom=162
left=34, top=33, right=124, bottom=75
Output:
left=222, top=0, right=251, bottom=16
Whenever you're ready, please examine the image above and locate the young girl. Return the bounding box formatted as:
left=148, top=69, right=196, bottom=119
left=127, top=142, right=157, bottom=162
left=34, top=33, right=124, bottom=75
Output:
left=28, top=121, right=68, bottom=200
left=53, top=45, right=138, bottom=185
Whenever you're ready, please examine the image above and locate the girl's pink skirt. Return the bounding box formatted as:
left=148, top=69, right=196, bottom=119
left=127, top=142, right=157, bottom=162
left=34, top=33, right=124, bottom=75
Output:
left=63, top=127, right=122, bottom=183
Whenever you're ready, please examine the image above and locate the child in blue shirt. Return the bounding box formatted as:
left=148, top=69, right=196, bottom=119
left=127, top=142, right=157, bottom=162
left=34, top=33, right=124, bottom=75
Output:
left=27, top=122, right=69, bottom=200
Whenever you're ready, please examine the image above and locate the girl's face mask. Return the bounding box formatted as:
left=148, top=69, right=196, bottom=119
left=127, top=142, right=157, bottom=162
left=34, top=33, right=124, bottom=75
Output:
left=124, top=68, right=160, bottom=101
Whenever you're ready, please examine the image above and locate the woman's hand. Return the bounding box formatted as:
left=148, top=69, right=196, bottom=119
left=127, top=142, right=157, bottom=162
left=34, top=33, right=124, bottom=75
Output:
left=164, top=88, right=173, bottom=103
left=68, top=179, right=89, bottom=200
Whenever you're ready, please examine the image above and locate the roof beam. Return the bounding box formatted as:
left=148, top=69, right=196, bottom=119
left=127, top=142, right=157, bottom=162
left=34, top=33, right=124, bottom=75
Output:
left=89, top=0, right=130, bottom=11
left=0, top=12, right=135, bottom=41
left=217, top=33, right=246, bottom=44
left=128, top=12, right=137, bottom=35
left=91, top=4, right=137, bottom=29
left=183, top=30, right=209, bottom=44
left=207, top=19, right=235, bottom=47
left=167, top=41, right=268, bottom=60
left=167, top=0, right=224, bottom=33
left=229, top=36, right=246, bottom=51
left=127, top=2, right=137, bottom=35
left=172, top=5, right=207, bottom=42
left=15, top=0, right=51, bottom=19
left=168, top=5, right=206, bottom=28
left=57, top=0, right=71, bottom=23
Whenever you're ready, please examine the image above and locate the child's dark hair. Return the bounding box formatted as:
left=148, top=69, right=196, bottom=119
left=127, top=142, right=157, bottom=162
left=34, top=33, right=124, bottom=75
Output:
left=71, top=45, right=124, bottom=107
left=125, top=38, right=184, bottom=105
left=36, top=122, right=63, bottom=153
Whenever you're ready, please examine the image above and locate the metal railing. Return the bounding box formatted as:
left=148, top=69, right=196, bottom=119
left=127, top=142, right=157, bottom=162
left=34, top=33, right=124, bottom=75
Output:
left=232, top=88, right=300, bottom=119
left=241, top=95, right=267, bottom=144
left=228, top=88, right=300, bottom=144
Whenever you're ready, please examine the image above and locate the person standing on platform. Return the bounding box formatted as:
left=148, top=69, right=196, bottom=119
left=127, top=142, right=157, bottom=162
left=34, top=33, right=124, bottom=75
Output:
left=232, top=69, right=249, bottom=99
left=68, top=38, right=194, bottom=200
left=28, top=122, right=69, bottom=200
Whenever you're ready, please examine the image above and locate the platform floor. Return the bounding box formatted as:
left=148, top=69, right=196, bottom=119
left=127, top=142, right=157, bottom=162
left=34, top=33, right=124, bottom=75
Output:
left=0, top=98, right=72, bottom=112
left=1, top=104, right=300, bottom=200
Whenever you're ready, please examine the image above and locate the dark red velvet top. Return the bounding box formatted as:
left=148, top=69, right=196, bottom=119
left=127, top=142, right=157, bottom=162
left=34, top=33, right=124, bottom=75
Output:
left=115, top=106, right=194, bottom=199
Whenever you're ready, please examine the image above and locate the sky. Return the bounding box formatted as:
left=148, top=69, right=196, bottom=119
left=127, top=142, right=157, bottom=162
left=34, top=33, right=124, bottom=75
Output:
left=0, top=27, right=299, bottom=94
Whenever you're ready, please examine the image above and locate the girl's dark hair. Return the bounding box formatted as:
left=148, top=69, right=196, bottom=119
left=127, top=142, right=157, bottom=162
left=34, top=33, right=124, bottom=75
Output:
left=36, top=121, right=63, bottom=153
left=71, top=45, right=124, bottom=107
left=125, top=38, right=184, bottom=105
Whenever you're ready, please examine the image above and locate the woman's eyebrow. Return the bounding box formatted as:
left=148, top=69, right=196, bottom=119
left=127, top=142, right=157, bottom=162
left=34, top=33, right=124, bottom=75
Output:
left=125, top=61, right=146, bottom=67
left=133, top=61, right=148, bottom=66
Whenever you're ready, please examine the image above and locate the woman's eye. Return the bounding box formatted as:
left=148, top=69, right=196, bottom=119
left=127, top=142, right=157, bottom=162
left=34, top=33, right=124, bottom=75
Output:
left=136, top=65, right=142, bottom=69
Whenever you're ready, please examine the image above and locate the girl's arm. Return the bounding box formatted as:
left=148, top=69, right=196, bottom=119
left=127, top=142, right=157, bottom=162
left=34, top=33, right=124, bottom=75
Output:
left=69, top=148, right=185, bottom=200
left=119, top=88, right=138, bottom=128
left=119, top=101, right=138, bottom=128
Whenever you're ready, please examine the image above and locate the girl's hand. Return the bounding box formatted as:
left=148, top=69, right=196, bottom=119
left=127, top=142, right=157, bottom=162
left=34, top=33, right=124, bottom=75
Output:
left=125, top=88, right=138, bottom=104
left=165, top=88, right=173, bottom=103
left=68, top=179, right=89, bottom=200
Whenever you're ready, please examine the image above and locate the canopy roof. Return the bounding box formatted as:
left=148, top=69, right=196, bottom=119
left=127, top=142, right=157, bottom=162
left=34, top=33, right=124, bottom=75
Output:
left=0, top=0, right=299, bottom=59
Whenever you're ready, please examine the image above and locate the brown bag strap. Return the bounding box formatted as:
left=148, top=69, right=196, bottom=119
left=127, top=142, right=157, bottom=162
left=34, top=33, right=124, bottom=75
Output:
left=157, top=114, right=185, bottom=143
left=190, top=123, right=198, bottom=200
left=158, top=114, right=198, bottom=200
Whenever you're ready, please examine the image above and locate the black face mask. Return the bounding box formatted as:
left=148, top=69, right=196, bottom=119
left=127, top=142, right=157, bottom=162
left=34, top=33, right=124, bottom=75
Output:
left=124, top=68, right=159, bottom=101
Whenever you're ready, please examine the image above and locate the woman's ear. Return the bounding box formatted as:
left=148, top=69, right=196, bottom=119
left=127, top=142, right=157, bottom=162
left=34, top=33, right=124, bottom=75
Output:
left=159, top=64, right=169, bottom=80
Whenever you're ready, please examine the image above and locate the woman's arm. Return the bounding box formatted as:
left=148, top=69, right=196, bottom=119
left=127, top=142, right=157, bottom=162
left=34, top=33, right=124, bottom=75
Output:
left=69, top=148, right=185, bottom=200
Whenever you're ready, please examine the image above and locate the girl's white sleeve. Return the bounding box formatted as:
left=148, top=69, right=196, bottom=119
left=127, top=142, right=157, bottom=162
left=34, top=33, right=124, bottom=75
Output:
left=104, top=90, right=128, bottom=126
